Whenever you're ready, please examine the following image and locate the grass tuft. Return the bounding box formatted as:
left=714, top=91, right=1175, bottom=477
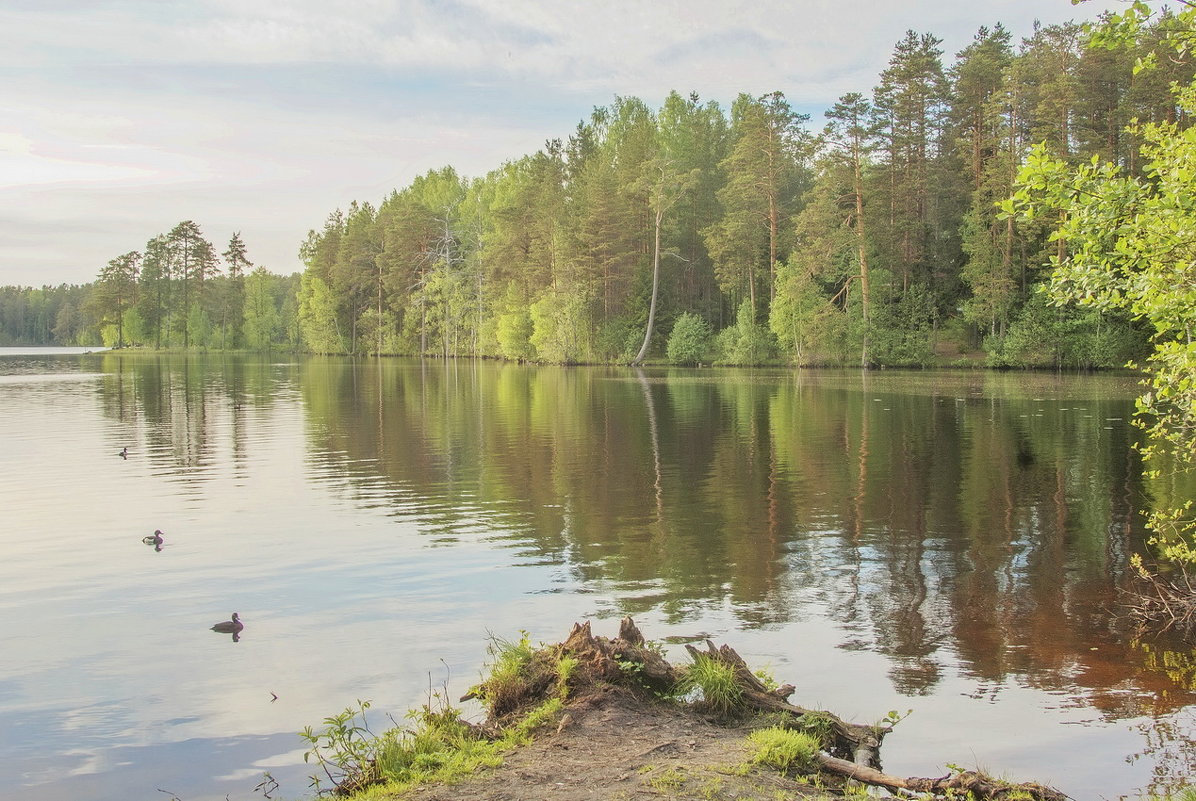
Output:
left=746, top=727, right=820, bottom=774
left=679, top=654, right=743, bottom=716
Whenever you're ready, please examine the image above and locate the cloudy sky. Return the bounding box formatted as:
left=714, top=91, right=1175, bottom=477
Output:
left=2, top=0, right=1129, bottom=287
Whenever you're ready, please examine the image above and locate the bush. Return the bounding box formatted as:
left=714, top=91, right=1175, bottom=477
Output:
left=496, top=310, right=535, bottom=361
left=715, top=300, right=776, bottom=366
left=666, top=312, right=713, bottom=365
left=988, top=292, right=1147, bottom=369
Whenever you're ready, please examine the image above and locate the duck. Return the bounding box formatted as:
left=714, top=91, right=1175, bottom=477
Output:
left=142, top=530, right=164, bottom=546
left=211, top=613, right=244, bottom=634
left=119, top=447, right=128, bottom=459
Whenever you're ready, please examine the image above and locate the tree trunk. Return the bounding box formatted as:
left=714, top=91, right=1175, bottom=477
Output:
left=817, top=753, right=1069, bottom=801
left=631, top=206, right=664, bottom=365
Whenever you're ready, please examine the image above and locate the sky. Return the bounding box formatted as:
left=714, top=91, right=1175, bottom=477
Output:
left=1, top=0, right=1132, bottom=287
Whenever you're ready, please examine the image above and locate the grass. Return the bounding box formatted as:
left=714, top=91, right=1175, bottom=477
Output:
left=305, top=633, right=579, bottom=798
left=645, top=766, right=688, bottom=790
left=680, top=654, right=744, bottom=716
left=745, top=727, right=820, bottom=774
left=373, top=705, right=504, bottom=790
left=320, top=694, right=568, bottom=799
left=1151, top=791, right=1196, bottom=801
left=472, top=631, right=539, bottom=715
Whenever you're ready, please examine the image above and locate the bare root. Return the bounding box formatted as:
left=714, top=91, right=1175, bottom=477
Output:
left=1126, top=563, right=1196, bottom=635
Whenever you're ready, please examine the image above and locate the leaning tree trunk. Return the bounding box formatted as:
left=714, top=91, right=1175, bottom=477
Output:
left=631, top=205, right=665, bottom=366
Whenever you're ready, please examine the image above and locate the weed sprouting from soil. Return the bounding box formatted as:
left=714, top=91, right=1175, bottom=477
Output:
left=300, top=699, right=383, bottom=795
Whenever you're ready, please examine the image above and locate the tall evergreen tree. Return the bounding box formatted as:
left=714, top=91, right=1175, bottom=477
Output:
left=95, top=251, right=140, bottom=347
left=656, top=91, right=728, bottom=322
left=137, top=235, right=172, bottom=348
left=167, top=221, right=219, bottom=348
left=220, top=232, right=252, bottom=348
left=825, top=92, right=877, bottom=365
left=705, top=91, right=811, bottom=315
left=872, top=31, right=951, bottom=297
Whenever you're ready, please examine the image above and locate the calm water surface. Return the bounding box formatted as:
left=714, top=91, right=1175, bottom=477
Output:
left=1, top=352, right=1193, bottom=800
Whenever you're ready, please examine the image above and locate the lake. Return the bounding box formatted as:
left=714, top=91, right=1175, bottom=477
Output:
left=1, top=351, right=1192, bottom=800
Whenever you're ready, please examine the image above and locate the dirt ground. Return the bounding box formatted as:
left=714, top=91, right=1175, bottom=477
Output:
left=399, top=684, right=835, bottom=801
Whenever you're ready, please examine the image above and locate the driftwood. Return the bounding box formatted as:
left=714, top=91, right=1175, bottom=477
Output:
left=683, top=638, right=884, bottom=767
left=818, top=752, right=1070, bottom=801
left=1126, top=564, right=1196, bottom=635
left=681, top=634, right=1069, bottom=801
left=561, top=619, right=679, bottom=696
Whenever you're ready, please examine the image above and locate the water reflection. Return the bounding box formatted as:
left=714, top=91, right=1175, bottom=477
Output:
left=97, top=360, right=1160, bottom=688
left=68, top=354, right=1196, bottom=796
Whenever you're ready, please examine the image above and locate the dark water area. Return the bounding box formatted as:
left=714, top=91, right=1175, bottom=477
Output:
left=1, top=352, right=1194, bottom=800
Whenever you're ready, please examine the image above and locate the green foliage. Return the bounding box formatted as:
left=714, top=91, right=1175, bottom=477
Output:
left=867, top=281, right=936, bottom=367
left=300, top=699, right=383, bottom=795
left=554, top=655, right=579, bottom=700
left=679, top=654, right=743, bottom=716
left=529, top=292, right=590, bottom=364
left=496, top=309, right=535, bottom=361
left=242, top=267, right=281, bottom=350
left=595, top=315, right=640, bottom=363
left=793, top=711, right=836, bottom=747
left=716, top=299, right=776, bottom=366
left=298, top=273, right=345, bottom=354
left=371, top=703, right=500, bottom=789
left=752, top=667, right=777, bottom=692
left=186, top=304, right=212, bottom=349
left=121, top=306, right=147, bottom=347
left=746, top=727, right=820, bottom=773
left=1148, top=791, right=1196, bottom=801
left=507, top=696, right=564, bottom=743
left=46, top=11, right=1194, bottom=360
left=1006, top=72, right=1196, bottom=562
left=666, top=312, right=713, bottom=365
left=645, top=765, right=688, bottom=790
left=301, top=678, right=568, bottom=796
left=769, top=256, right=847, bottom=365
left=475, top=631, right=536, bottom=707
left=986, top=292, right=1144, bottom=369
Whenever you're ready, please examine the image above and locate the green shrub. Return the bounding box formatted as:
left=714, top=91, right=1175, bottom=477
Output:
left=496, top=310, right=535, bottom=361
left=667, top=312, right=713, bottom=365
left=715, top=300, right=776, bottom=366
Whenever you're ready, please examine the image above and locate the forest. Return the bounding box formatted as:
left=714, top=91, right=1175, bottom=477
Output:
left=3, top=13, right=1190, bottom=368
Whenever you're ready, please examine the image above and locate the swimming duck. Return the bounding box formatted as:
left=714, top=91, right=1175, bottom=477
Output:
left=142, top=530, right=164, bottom=546
left=119, top=447, right=128, bottom=459
left=211, top=613, right=244, bottom=634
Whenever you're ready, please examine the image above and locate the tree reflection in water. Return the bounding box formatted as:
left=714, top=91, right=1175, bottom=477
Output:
left=96, top=354, right=1196, bottom=794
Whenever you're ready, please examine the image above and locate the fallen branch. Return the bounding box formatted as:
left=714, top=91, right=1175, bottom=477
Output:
left=683, top=639, right=885, bottom=766
left=1125, top=563, right=1196, bottom=635
left=818, top=752, right=1070, bottom=801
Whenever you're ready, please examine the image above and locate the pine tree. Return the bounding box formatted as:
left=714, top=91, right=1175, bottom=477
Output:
left=220, top=232, right=252, bottom=348
left=95, top=251, right=140, bottom=347
left=705, top=92, right=811, bottom=315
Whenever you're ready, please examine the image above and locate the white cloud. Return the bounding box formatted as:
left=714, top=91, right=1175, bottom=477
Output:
left=0, top=0, right=1132, bottom=285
